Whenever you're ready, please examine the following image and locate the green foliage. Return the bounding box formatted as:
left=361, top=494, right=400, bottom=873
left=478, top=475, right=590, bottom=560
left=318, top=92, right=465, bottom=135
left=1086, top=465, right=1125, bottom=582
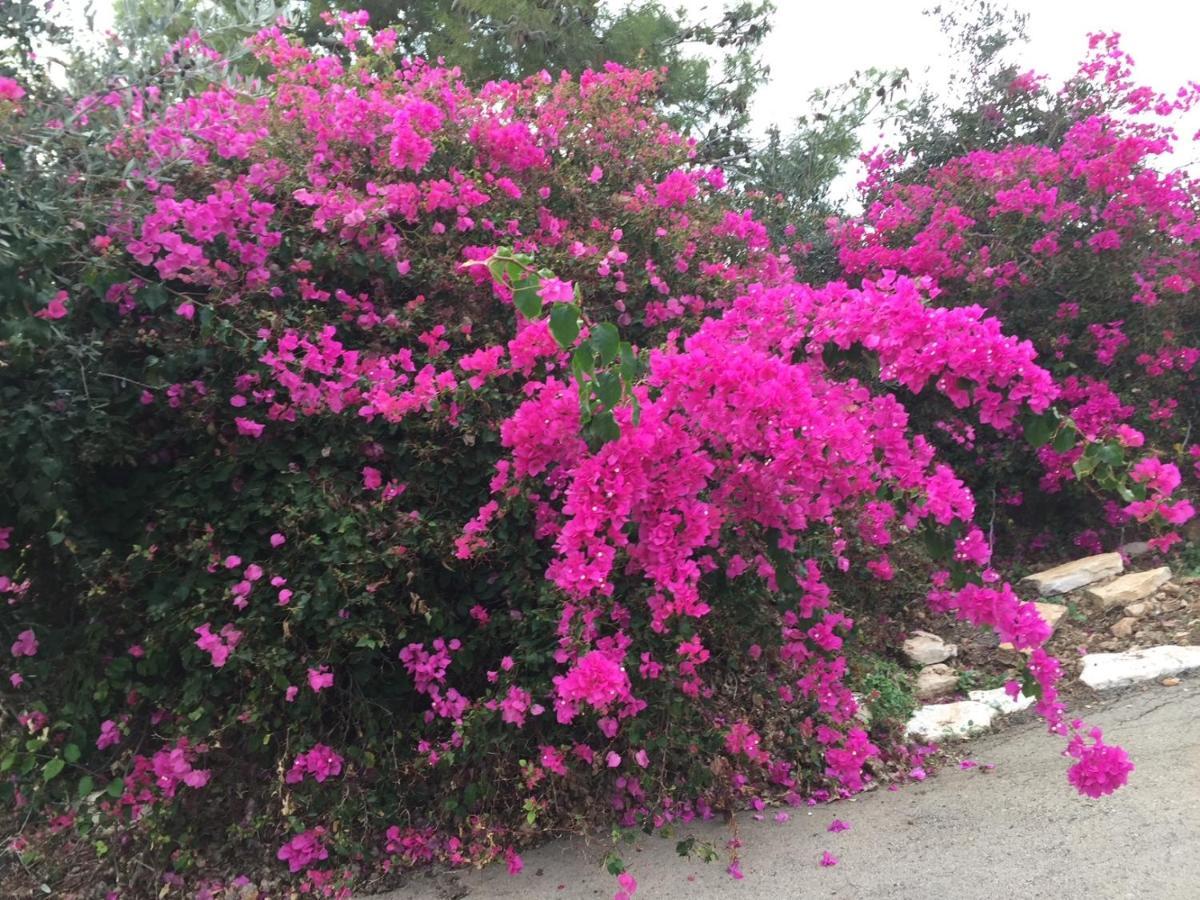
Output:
left=857, top=658, right=917, bottom=725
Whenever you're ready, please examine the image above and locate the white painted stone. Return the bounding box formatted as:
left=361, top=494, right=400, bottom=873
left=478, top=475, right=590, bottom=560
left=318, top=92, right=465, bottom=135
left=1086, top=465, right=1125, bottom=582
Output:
left=1085, top=567, right=1172, bottom=611
left=915, top=664, right=959, bottom=701
left=968, top=687, right=1036, bottom=715
left=905, top=700, right=997, bottom=742
left=902, top=630, right=957, bottom=666
left=1021, top=553, right=1123, bottom=596
left=1079, top=645, right=1200, bottom=690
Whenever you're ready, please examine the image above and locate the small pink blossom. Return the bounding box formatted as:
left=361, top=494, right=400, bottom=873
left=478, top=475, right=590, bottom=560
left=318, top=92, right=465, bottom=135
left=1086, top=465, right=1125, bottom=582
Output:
left=270, top=532, right=286, bottom=547
left=819, top=851, right=838, bottom=867
left=827, top=819, right=850, bottom=832
left=235, top=417, right=265, bottom=438
left=505, top=847, right=523, bottom=876
left=96, top=719, right=122, bottom=750
left=307, top=665, right=334, bottom=692
left=10, top=629, right=37, bottom=658
left=34, top=292, right=69, bottom=320
left=277, top=828, right=328, bottom=873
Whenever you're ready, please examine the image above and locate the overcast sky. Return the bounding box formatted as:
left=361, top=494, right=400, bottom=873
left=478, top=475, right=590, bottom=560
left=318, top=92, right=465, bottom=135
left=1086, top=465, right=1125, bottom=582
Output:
left=681, top=0, right=1200, bottom=137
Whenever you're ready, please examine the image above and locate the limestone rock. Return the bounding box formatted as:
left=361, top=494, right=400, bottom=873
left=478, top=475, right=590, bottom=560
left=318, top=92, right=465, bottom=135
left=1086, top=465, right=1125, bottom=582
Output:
left=968, top=687, right=1036, bottom=715
left=1079, top=645, right=1200, bottom=690
left=1110, top=617, right=1138, bottom=639
left=915, top=664, right=959, bottom=701
left=999, top=602, right=1068, bottom=651
left=1123, top=601, right=1152, bottom=618
left=1085, top=567, right=1171, bottom=611
left=902, top=630, right=957, bottom=666
left=1119, top=541, right=1152, bottom=559
left=905, top=700, right=997, bottom=742
left=1021, top=553, right=1123, bottom=596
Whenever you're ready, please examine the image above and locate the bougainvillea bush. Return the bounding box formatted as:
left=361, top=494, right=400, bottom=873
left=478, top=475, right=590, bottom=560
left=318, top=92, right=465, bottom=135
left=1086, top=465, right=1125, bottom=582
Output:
left=831, top=33, right=1200, bottom=556
left=0, top=13, right=1176, bottom=897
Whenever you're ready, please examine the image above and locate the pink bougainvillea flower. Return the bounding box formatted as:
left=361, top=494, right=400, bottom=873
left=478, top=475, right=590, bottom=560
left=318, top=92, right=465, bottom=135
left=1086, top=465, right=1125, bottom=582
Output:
left=223, top=555, right=241, bottom=569
left=269, top=532, right=286, bottom=547
left=193, top=623, right=241, bottom=668
left=175, top=301, right=195, bottom=319
left=827, top=819, right=851, bottom=832
left=277, top=588, right=293, bottom=605
left=285, top=743, right=344, bottom=783
left=10, top=629, right=37, bottom=658
left=613, top=871, right=638, bottom=900
left=1068, top=739, right=1134, bottom=798
left=307, top=665, right=334, bottom=692
left=819, top=851, right=838, bottom=867
left=285, top=685, right=298, bottom=702
left=0, top=76, right=25, bottom=101
left=234, top=417, right=265, bottom=438
left=276, top=828, right=328, bottom=873
left=96, top=719, right=122, bottom=750
left=34, top=291, right=69, bottom=320
left=9, top=673, right=23, bottom=688
left=0, top=526, right=11, bottom=550
left=362, top=466, right=383, bottom=490
left=505, top=847, right=523, bottom=876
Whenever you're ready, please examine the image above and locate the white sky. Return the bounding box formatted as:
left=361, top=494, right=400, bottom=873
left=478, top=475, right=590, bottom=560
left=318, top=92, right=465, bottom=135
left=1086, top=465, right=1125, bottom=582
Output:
left=687, top=0, right=1200, bottom=137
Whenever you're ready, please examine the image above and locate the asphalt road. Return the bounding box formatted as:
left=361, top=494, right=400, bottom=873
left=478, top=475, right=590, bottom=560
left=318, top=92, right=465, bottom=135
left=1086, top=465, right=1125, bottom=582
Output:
left=373, top=677, right=1200, bottom=900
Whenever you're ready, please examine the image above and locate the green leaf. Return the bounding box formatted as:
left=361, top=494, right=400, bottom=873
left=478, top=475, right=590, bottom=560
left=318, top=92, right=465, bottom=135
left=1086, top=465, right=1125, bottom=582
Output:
left=587, top=410, right=621, bottom=445
left=1073, top=454, right=1098, bottom=479
left=512, top=275, right=542, bottom=319
left=77, top=775, right=94, bottom=799
left=619, top=342, right=639, bottom=381
left=1096, top=443, right=1125, bottom=466
left=548, top=304, right=581, bottom=348
left=922, top=523, right=954, bottom=562
left=590, top=322, right=620, bottom=365
left=572, top=346, right=596, bottom=379
left=603, top=852, right=626, bottom=876
left=42, top=758, right=65, bottom=782
left=1023, top=412, right=1057, bottom=448
left=63, top=743, right=80, bottom=764
left=1051, top=424, right=1077, bottom=453
left=594, top=372, right=622, bottom=408
left=105, top=777, right=124, bottom=798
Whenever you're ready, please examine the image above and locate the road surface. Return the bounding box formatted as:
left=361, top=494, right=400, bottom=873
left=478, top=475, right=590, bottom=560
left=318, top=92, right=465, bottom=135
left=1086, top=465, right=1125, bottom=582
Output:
left=372, top=677, right=1200, bottom=900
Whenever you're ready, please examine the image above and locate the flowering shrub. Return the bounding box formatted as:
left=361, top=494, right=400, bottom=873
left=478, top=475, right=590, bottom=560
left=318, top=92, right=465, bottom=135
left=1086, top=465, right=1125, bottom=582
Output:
left=0, top=12, right=1172, bottom=896
left=831, top=33, right=1200, bottom=553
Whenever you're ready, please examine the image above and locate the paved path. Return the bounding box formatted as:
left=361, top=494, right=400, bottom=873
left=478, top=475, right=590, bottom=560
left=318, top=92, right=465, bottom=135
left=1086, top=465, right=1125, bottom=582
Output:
left=374, top=678, right=1200, bottom=900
